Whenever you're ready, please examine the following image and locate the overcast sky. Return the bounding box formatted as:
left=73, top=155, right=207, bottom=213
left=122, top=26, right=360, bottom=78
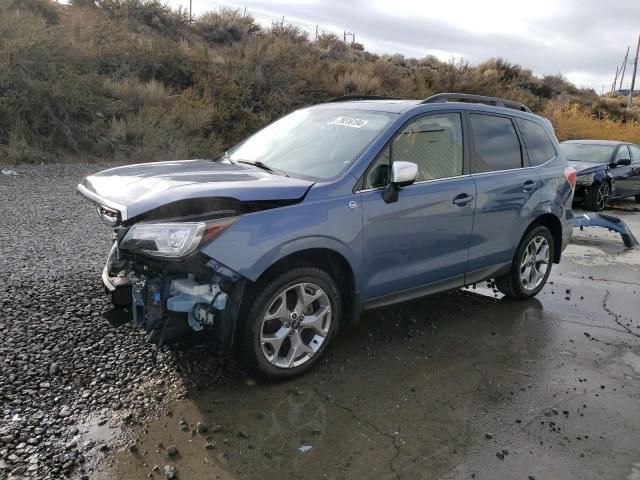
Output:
left=173, top=0, right=640, bottom=93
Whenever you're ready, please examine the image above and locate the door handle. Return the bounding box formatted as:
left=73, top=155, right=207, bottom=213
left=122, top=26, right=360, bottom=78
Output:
left=452, top=193, right=474, bottom=206
left=522, top=180, right=538, bottom=193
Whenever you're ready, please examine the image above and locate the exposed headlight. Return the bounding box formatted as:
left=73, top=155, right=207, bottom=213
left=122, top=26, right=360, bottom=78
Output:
left=120, top=217, right=236, bottom=258
left=576, top=173, right=595, bottom=185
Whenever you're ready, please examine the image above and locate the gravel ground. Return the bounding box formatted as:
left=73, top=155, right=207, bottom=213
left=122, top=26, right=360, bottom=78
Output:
left=0, top=165, right=236, bottom=480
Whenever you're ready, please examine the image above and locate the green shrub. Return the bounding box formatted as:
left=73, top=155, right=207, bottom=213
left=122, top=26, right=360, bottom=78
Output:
left=269, top=23, right=308, bottom=43
left=0, top=12, right=120, bottom=161
left=195, top=8, right=259, bottom=45
left=107, top=92, right=222, bottom=161
left=7, top=0, right=59, bottom=24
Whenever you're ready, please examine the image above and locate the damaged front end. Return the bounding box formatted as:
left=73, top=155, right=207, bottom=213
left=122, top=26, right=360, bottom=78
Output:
left=103, top=236, right=246, bottom=350
left=77, top=159, right=315, bottom=350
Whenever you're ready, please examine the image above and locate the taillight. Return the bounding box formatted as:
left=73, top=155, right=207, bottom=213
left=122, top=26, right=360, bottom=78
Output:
left=564, top=167, right=577, bottom=189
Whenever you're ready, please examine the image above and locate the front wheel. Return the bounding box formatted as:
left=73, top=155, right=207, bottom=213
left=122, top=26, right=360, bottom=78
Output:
left=495, top=225, right=554, bottom=299
left=239, top=266, right=340, bottom=380
left=583, top=181, right=610, bottom=211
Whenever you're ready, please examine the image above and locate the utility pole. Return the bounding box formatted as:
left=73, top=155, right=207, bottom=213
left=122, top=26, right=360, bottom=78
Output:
left=613, top=65, right=619, bottom=92
left=619, top=46, right=630, bottom=91
left=189, top=0, right=192, bottom=23
left=628, top=34, right=640, bottom=108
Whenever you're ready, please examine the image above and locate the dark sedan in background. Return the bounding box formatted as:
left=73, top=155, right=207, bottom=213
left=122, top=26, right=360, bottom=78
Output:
left=560, top=140, right=640, bottom=211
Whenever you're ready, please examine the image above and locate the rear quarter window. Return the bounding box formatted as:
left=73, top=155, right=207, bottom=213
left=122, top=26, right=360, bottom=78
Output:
left=516, top=118, right=557, bottom=166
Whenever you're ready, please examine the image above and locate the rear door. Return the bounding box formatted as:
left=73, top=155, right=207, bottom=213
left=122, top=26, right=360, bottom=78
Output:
left=466, top=112, right=540, bottom=281
left=359, top=111, right=476, bottom=304
left=612, top=145, right=640, bottom=198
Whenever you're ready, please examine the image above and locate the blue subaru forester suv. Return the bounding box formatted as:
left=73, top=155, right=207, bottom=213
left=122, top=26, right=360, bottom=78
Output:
left=78, top=93, right=576, bottom=379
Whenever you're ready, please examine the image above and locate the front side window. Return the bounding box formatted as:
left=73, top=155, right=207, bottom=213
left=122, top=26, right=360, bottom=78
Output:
left=364, top=113, right=464, bottom=188
left=516, top=118, right=556, bottom=166
left=470, top=114, right=522, bottom=173
left=614, top=145, right=630, bottom=162
left=227, top=108, right=394, bottom=180
left=629, top=145, right=640, bottom=162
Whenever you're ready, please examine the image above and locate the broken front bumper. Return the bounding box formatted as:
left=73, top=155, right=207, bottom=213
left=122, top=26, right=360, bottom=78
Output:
left=101, top=242, right=246, bottom=350
left=573, top=213, right=639, bottom=248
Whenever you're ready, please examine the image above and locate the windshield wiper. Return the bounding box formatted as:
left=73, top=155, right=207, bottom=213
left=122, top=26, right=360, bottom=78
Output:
left=236, top=160, right=289, bottom=177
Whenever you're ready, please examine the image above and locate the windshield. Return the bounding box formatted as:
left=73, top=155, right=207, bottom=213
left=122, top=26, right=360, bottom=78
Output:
left=226, top=108, right=395, bottom=179
left=560, top=143, right=616, bottom=163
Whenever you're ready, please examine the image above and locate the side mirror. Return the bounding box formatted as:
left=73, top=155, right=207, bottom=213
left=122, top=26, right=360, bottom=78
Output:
left=382, top=161, right=418, bottom=203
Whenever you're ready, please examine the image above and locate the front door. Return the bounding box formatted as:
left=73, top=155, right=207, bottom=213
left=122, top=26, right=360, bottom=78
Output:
left=359, top=112, right=476, bottom=303
left=612, top=145, right=640, bottom=198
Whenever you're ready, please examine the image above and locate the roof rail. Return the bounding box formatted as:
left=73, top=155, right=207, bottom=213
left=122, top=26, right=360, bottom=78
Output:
left=327, top=95, right=403, bottom=103
left=421, top=93, right=532, bottom=113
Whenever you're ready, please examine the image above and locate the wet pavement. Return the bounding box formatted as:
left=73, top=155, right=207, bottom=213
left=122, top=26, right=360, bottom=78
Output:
left=93, top=203, right=640, bottom=480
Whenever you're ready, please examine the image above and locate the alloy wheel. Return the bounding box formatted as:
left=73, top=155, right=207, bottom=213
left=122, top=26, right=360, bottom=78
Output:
left=259, top=282, right=331, bottom=369
left=597, top=183, right=610, bottom=210
left=519, top=235, right=550, bottom=291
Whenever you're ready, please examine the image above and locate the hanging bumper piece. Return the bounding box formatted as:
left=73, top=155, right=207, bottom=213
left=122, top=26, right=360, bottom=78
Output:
left=573, top=213, right=639, bottom=249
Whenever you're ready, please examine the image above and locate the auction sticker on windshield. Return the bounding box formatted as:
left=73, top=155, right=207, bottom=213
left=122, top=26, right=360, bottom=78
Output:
left=329, top=117, right=369, bottom=128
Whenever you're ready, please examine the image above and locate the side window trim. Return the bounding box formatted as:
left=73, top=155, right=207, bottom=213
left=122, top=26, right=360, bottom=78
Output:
left=356, top=110, right=469, bottom=192
left=467, top=111, right=525, bottom=174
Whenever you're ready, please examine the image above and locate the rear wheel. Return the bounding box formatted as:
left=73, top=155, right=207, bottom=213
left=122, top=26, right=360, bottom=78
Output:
left=495, top=225, right=554, bottom=299
left=239, top=266, right=340, bottom=380
left=583, top=181, right=610, bottom=211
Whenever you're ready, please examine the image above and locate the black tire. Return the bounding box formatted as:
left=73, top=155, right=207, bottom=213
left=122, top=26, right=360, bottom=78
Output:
left=495, top=225, right=555, bottom=300
left=583, top=181, right=610, bottom=211
left=238, top=265, right=341, bottom=381
left=635, top=194, right=640, bottom=203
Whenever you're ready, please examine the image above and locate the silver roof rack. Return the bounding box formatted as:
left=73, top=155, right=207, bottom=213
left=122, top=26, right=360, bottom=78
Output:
left=421, top=93, right=532, bottom=113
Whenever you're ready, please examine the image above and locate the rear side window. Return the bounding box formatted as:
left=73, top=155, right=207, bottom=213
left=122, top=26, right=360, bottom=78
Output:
left=469, top=114, right=522, bottom=172
left=516, top=118, right=557, bottom=166
left=629, top=145, right=640, bottom=162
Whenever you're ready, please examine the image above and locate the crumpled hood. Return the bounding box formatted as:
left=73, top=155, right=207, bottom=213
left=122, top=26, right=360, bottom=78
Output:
left=568, top=160, right=607, bottom=175
left=77, top=159, right=314, bottom=221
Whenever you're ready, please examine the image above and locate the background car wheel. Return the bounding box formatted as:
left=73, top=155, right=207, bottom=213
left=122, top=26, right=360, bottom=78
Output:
left=583, top=181, right=610, bottom=211
left=239, top=266, right=340, bottom=380
left=495, top=225, right=554, bottom=299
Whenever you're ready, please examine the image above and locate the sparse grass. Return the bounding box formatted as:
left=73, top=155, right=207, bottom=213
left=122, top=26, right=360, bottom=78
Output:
left=336, top=71, right=382, bottom=95
left=0, top=0, right=635, bottom=164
